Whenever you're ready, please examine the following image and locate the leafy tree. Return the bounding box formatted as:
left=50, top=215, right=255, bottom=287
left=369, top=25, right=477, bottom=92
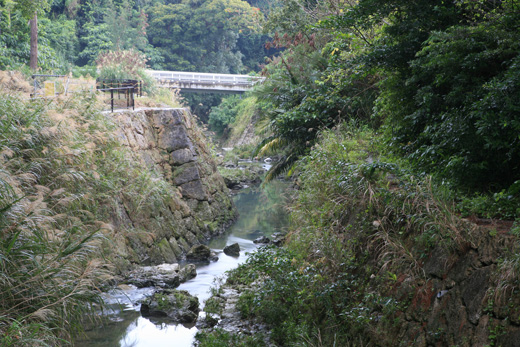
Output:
left=237, top=33, right=272, bottom=72
left=209, top=94, right=242, bottom=135
left=337, top=0, right=520, bottom=192
left=0, top=9, right=31, bottom=69
left=75, top=0, right=157, bottom=66
left=77, top=22, right=112, bottom=65
left=0, top=0, right=51, bottom=70
left=147, top=0, right=261, bottom=73
left=40, top=16, right=79, bottom=65
left=253, top=0, right=377, bottom=179
left=379, top=15, right=520, bottom=191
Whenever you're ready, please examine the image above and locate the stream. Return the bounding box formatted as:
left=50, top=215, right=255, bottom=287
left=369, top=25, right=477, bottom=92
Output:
left=76, top=179, right=289, bottom=347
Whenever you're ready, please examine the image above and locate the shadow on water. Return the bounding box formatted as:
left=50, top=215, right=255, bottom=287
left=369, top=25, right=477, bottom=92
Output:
left=74, top=179, right=289, bottom=347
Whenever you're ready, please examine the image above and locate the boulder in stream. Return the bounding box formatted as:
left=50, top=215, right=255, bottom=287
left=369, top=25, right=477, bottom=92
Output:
left=125, top=263, right=181, bottom=289
left=140, top=289, right=200, bottom=323
left=209, top=251, right=219, bottom=262
left=271, top=232, right=286, bottom=246
left=223, top=243, right=240, bottom=257
left=179, top=264, right=197, bottom=282
left=253, top=236, right=270, bottom=244
left=186, top=244, right=212, bottom=262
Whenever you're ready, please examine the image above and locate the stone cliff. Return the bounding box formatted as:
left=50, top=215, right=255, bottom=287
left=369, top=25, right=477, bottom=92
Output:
left=107, top=108, right=236, bottom=266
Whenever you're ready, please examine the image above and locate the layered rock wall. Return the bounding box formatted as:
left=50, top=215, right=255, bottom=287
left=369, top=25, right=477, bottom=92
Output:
left=108, top=108, right=236, bottom=266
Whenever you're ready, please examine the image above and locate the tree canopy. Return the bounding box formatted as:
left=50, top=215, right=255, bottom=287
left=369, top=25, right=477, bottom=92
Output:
left=254, top=0, right=520, bottom=203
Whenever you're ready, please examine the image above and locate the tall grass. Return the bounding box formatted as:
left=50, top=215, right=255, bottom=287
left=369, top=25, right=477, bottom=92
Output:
left=0, top=83, right=186, bottom=345
left=0, top=68, right=205, bottom=344
left=0, top=91, right=108, bottom=345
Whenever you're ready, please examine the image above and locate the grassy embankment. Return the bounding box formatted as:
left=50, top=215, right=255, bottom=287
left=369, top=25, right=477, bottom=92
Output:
left=198, top=123, right=520, bottom=346
left=0, top=74, right=182, bottom=345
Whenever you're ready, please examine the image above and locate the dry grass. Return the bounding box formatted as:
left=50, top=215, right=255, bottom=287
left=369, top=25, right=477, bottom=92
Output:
left=0, top=71, right=32, bottom=96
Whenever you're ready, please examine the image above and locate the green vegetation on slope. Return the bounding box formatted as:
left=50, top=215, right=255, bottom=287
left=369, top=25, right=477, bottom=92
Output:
left=202, top=124, right=520, bottom=345
left=0, top=87, right=181, bottom=345
left=253, top=0, right=520, bottom=219
left=208, top=95, right=261, bottom=151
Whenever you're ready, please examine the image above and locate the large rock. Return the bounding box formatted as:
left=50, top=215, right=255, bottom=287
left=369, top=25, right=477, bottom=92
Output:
left=125, top=263, right=181, bottom=288
left=171, top=148, right=195, bottom=165
left=223, top=243, right=240, bottom=257
left=140, top=289, right=200, bottom=323
left=186, top=244, right=211, bottom=262
left=253, top=236, right=270, bottom=244
left=180, top=180, right=207, bottom=200
left=157, top=123, right=191, bottom=153
left=179, top=264, right=197, bottom=282
left=173, top=162, right=201, bottom=185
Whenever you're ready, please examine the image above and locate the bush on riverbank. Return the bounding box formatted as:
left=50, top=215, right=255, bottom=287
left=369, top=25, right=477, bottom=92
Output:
left=209, top=123, right=520, bottom=345
left=196, top=328, right=267, bottom=347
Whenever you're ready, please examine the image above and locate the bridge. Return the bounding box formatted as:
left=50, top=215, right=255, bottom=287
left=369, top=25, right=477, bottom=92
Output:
left=148, top=70, right=264, bottom=93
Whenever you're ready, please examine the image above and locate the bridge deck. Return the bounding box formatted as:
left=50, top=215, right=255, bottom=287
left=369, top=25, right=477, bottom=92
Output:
left=148, top=70, right=264, bottom=93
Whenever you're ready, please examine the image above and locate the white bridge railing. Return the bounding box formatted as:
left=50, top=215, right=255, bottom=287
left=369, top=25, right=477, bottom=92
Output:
left=147, top=70, right=264, bottom=92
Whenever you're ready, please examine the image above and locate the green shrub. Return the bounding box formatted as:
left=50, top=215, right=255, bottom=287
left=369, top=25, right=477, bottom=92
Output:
left=96, top=49, right=156, bottom=94
left=380, top=20, right=520, bottom=193
left=196, top=328, right=266, bottom=347
left=209, top=95, right=242, bottom=136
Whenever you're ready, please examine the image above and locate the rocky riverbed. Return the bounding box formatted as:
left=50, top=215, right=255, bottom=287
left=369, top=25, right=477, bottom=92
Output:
left=75, top=180, right=290, bottom=347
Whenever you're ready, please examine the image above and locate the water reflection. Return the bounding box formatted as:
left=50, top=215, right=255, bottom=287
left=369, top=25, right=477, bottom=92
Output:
left=75, top=180, right=288, bottom=347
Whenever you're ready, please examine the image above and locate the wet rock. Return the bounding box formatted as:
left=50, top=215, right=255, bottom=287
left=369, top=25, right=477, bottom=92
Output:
left=219, top=165, right=263, bottom=191
left=186, top=244, right=211, bottom=262
left=140, top=289, right=200, bottom=323
left=125, top=263, right=181, bottom=289
left=179, top=264, right=197, bottom=282
left=224, top=161, right=237, bottom=168
left=271, top=233, right=286, bottom=246
left=223, top=243, right=240, bottom=257
left=253, top=236, right=270, bottom=244
left=223, top=176, right=243, bottom=190
left=209, top=251, right=219, bottom=262
left=272, top=239, right=282, bottom=246
left=202, top=287, right=271, bottom=342
left=196, top=313, right=219, bottom=329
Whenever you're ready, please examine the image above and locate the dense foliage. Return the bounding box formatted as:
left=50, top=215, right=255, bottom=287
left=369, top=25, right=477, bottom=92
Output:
left=0, top=0, right=270, bottom=73
left=253, top=0, right=520, bottom=217
left=0, top=92, right=107, bottom=345
left=203, top=123, right=520, bottom=346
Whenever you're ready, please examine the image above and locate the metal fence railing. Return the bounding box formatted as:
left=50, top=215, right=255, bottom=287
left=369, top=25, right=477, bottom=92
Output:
left=96, top=79, right=142, bottom=113
left=31, top=76, right=143, bottom=112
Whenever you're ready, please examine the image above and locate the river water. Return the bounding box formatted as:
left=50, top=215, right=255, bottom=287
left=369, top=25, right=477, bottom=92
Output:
left=76, top=179, right=288, bottom=347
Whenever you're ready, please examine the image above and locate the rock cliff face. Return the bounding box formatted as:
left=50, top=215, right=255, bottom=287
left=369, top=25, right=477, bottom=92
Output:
left=383, top=229, right=520, bottom=347
left=108, top=108, right=236, bottom=266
